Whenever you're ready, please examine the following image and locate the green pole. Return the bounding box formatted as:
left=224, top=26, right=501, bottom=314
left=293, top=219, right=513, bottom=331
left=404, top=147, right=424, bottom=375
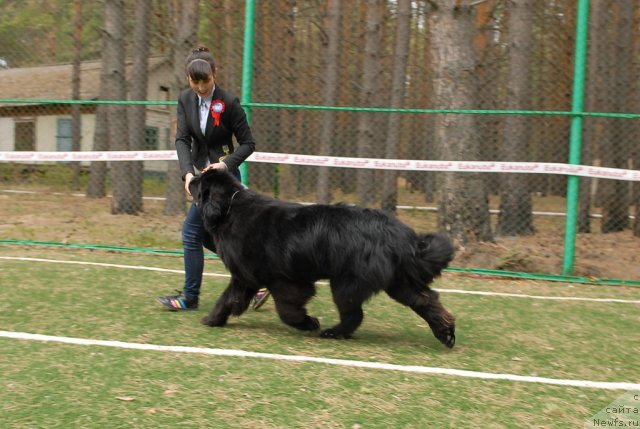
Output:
left=239, top=0, right=256, bottom=185
left=562, top=0, right=590, bottom=275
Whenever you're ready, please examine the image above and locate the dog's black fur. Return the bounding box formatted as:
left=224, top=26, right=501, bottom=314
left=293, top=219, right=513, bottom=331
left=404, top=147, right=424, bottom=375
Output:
left=189, top=170, right=456, bottom=347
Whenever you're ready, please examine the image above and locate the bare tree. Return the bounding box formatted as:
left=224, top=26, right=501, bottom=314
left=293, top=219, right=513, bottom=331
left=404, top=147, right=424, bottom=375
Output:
left=71, top=0, right=83, bottom=190
left=473, top=0, right=503, bottom=199
left=579, top=0, right=607, bottom=233
left=496, top=0, right=534, bottom=236
left=278, top=0, right=299, bottom=199
left=250, top=0, right=280, bottom=191
left=331, top=1, right=362, bottom=196
left=223, top=0, right=239, bottom=93
left=404, top=1, right=433, bottom=202
left=125, top=0, right=151, bottom=214
left=356, top=0, right=384, bottom=207
left=106, top=0, right=130, bottom=214
left=531, top=1, right=574, bottom=198
left=86, top=0, right=118, bottom=199
left=600, top=0, right=631, bottom=232
left=316, top=0, right=342, bottom=204
left=380, top=0, right=411, bottom=213
left=164, top=0, right=199, bottom=216
left=428, top=1, right=493, bottom=244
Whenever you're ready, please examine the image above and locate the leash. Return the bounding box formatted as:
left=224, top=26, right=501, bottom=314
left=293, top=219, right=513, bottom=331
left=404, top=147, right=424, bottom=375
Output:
left=226, top=189, right=241, bottom=217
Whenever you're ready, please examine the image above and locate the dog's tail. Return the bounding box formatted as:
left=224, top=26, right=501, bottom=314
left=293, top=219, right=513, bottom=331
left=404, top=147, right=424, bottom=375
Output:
left=415, top=232, right=454, bottom=279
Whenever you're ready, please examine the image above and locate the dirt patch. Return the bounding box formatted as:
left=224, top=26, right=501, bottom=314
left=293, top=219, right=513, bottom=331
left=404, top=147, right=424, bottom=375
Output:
left=453, top=230, right=640, bottom=280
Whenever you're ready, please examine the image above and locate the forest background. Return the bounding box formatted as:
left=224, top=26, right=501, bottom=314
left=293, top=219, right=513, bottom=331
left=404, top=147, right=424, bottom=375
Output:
left=1, top=0, right=639, bottom=280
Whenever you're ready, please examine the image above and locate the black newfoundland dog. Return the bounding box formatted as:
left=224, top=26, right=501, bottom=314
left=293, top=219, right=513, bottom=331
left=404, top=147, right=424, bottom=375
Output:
left=189, top=170, right=456, bottom=348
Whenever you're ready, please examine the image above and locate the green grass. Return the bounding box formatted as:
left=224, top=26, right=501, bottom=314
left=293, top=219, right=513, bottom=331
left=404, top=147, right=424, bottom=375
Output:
left=2, top=340, right=620, bottom=429
left=1, top=246, right=639, bottom=428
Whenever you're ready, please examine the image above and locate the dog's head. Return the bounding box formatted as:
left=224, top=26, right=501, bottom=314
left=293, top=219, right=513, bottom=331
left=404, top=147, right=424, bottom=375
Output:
left=189, top=169, right=243, bottom=232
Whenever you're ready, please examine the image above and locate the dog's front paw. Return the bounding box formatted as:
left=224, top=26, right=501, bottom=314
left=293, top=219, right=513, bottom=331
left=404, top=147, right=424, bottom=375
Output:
left=434, top=326, right=455, bottom=348
left=201, top=315, right=227, bottom=327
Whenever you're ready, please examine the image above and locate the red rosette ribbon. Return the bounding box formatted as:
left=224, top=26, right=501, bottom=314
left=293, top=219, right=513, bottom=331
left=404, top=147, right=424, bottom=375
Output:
left=210, top=100, right=225, bottom=127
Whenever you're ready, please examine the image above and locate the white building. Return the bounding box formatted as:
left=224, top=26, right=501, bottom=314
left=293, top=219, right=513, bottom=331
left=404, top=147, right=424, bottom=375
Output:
left=0, top=57, right=174, bottom=171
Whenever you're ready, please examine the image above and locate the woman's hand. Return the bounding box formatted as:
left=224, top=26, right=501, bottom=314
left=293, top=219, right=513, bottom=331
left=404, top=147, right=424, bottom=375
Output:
left=201, top=162, right=228, bottom=173
left=184, top=172, right=194, bottom=195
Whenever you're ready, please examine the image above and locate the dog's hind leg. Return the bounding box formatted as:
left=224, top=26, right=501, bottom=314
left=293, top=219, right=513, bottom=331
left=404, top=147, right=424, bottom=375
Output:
left=202, top=276, right=255, bottom=327
left=386, top=284, right=456, bottom=348
left=320, top=279, right=369, bottom=339
left=270, top=281, right=320, bottom=332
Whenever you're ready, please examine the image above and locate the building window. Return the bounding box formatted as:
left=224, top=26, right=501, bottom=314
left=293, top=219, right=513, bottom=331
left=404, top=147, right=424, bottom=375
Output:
left=144, top=126, right=159, bottom=150
left=57, top=118, right=73, bottom=151
left=14, top=120, right=35, bottom=151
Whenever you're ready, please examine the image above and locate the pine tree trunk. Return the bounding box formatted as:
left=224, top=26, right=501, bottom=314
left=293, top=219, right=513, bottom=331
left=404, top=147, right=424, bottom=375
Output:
left=496, top=0, right=534, bottom=236
left=125, top=0, right=151, bottom=214
left=316, top=0, right=342, bottom=204
left=164, top=0, right=199, bottom=216
left=356, top=0, right=383, bottom=207
left=380, top=0, right=411, bottom=213
left=278, top=0, right=298, bottom=200
left=579, top=0, right=608, bottom=233
left=87, top=0, right=123, bottom=199
left=106, top=0, right=131, bottom=214
left=601, top=1, right=631, bottom=232
left=71, top=0, right=83, bottom=190
left=429, top=1, right=493, bottom=244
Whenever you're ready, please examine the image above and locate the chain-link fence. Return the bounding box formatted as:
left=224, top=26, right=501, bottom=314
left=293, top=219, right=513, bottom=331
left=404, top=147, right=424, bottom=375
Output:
left=1, top=0, right=639, bottom=282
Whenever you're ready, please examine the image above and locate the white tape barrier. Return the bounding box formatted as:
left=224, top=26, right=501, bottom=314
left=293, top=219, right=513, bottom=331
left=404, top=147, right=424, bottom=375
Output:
left=1, top=150, right=639, bottom=181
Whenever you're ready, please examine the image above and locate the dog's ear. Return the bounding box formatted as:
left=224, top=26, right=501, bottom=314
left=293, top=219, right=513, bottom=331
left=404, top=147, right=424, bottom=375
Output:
left=188, top=175, right=202, bottom=201
left=198, top=178, right=223, bottom=232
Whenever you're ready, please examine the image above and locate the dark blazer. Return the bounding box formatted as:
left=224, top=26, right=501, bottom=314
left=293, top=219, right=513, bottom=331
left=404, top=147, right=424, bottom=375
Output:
left=175, top=85, right=256, bottom=180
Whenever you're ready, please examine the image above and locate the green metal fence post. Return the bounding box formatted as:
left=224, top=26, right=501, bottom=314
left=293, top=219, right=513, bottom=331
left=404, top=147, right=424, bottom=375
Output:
left=239, top=0, right=256, bottom=185
left=562, top=0, right=590, bottom=275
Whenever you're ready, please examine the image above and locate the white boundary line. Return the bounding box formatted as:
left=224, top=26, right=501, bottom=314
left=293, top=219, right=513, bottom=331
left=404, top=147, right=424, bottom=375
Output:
left=439, top=288, right=640, bottom=304
left=2, top=256, right=640, bottom=305
left=1, top=330, right=638, bottom=391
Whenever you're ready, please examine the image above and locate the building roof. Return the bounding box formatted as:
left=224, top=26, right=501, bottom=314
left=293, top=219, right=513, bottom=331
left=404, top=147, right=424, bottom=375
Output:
left=0, top=57, right=169, bottom=106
